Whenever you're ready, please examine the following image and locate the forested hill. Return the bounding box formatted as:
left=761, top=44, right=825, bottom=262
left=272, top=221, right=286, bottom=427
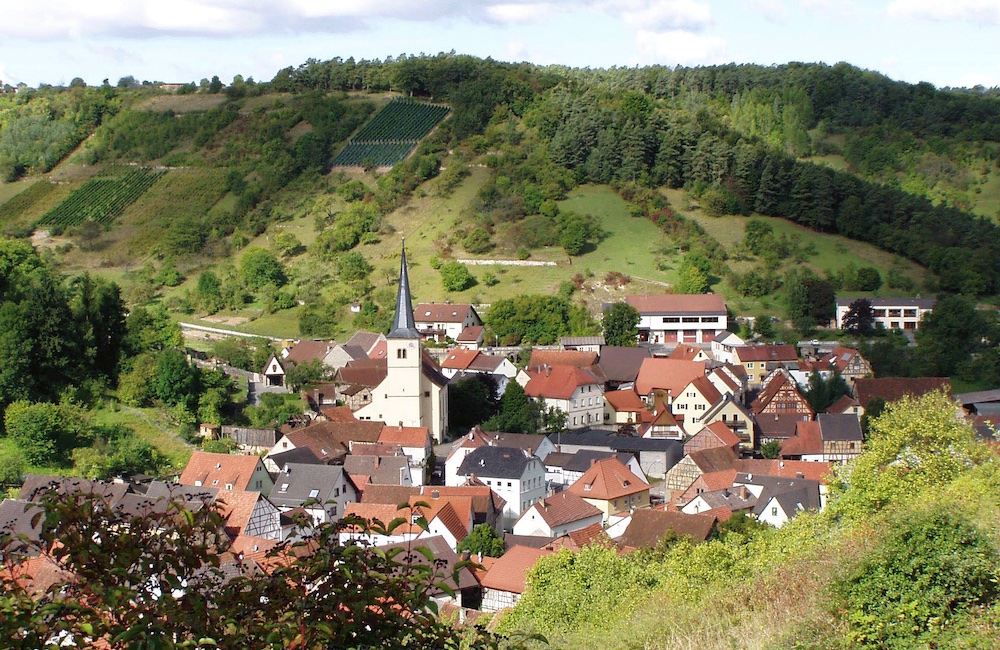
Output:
left=2, top=54, right=1000, bottom=302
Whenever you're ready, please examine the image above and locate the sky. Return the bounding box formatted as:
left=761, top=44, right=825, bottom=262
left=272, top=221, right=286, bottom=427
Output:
left=1, top=0, right=998, bottom=90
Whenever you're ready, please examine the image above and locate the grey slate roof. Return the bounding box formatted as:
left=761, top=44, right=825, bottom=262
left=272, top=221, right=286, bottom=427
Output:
left=564, top=450, right=635, bottom=473
left=817, top=413, right=863, bottom=442
left=835, top=297, right=937, bottom=309
left=269, top=463, right=347, bottom=509
left=739, top=474, right=822, bottom=517
left=267, top=446, right=323, bottom=469
left=17, top=474, right=130, bottom=506
left=597, top=346, right=652, bottom=384
left=388, top=246, right=420, bottom=339
left=457, top=446, right=534, bottom=479
left=0, top=499, right=43, bottom=556
left=343, top=455, right=410, bottom=486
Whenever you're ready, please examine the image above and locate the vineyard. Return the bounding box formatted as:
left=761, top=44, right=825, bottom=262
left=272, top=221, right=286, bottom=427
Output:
left=0, top=180, right=57, bottom=223
left=37, top=166, right=165, bottom=228
left=332, top=99, right=449, bottom=167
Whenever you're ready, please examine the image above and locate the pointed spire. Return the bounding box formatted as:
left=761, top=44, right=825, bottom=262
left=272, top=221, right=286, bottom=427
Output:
left=388, top=241, right=420, bottom=339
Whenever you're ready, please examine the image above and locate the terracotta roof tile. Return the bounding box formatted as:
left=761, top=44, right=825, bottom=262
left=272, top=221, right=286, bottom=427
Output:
left=567, top=458, right=649, bottom=500
left=529, top=349, right=598, bottom=369
left=625, top=294, right=726, bottom=314
left=179, top=452, right=264, bottom=492
left=518, top=491, right=602, bottom=529
left=735, top=345, right=799, bottom=363
left=286, top=340, right=334, bottom=365
left=619, top=509, right=715, bottom=548
left=415, top=303, right=476, bottom=323
left=378, top=425, right=430, bottom=448
left=480, top=545, right=553, bottom=594
left=605, top=389, right=647, bottom=412
left=524, top=365, right=602, bottom=400
left=668, top=344, right=705, bottom=361
left=854, top=377, right=951, bottom=407
left=635, top=359, right=706, bottom=397
left=779, top=421, right=822, bottom=457
left=441, top=348, right=480, bottom=370
left=457, top=325, right=485, bottom=342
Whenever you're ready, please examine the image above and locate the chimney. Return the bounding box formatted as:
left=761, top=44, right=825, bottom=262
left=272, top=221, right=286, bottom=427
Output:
left=479, top=458, right=485, bottom=467
left=461, top=550, right=471, bottom=561
left=398, top=421, right=404, bottom=431
left=431, top=490, right=440, bottom=500
left=747, top=473, right=753, bottom=481
left=545, top=365, right=551, bottom=377
left=796, top=471, right=804, bottom=479
left=779, top=461, right=785, bottom=468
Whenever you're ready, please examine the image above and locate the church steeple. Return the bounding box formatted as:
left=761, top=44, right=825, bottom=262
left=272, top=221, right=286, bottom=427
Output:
left=388, top=243, right=420, bottom=339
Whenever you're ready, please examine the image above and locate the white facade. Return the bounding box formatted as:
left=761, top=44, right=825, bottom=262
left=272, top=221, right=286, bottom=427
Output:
left=627, top=295, right=728, bottom=345
left=512, top=504, right=603, bottom=538
left=414, top=304, right=483, bottom=342
left=835, top=298, right=935, bottom=331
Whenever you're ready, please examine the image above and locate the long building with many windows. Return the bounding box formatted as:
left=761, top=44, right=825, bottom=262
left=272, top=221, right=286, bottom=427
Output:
left=625, top=294, right=728, bottom=345
left=835, top=297, right=936, bottom=331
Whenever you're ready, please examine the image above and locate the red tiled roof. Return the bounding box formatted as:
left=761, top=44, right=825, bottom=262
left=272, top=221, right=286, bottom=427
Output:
left=286, top=340, right=334, bottom=365
left=179, top=452, right=264, bottom=492
left=735, top=459, right=833, bottom=483
left=217, top=490, right=265, bottom=539
left=378, top=424, right=430, bottom=448
left=523, top=491, right=602, bottom=529
left=565, top=522, right=611, bottom=549
left=430, top=501, right=471, bottom=543
left=368, top=340, right=387, bottom=360
left=854, top=377, right=951, bottom=407
left=336, top=358, right=388, bottom=387
left=278, top=420, right=384, bottom=463
left=688, top=446, right=739, bottom=473
left=568, top=458, right=649, bottom=501
left=668, top=344, right=705, bottom=361
left=524, top=365, right=602, bottom=400
left=480, top=545, right=553, bottom=594
left=734, top=345, right=799, bottom=363
left=635, top=359, right=707, bottom=397
left=827, top=395, right=860, bottom=414
left=619, top=509, right=716, bottom=548
left=441, top=348, right=479, bottom=370
left=625, top=294, right=726, bottom=314
left=605, top=389, right=646, bottom=413
left=529, top=349, right=598, bottom=370
left=321, top=405, right=359, bottom=422
left=689, top=374, right=723, bottom=405
left=457, top=325, right=485, bottom=342
left=696, top=422, right=742, bottom=449
left=415, top=303, right=475, bottom=323
left=779, top=421, right=822, bottom=457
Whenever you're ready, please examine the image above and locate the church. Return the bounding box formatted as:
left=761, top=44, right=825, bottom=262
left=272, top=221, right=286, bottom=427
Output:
left=353, top=246, right=450, bottom=443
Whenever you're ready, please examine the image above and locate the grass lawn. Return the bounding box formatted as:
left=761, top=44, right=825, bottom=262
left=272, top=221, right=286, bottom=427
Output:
left=90, top=406, right=194, bottom=472
left=972, top=169, right=1000, bottom=222
left=0, top=179, right=32, bottom=206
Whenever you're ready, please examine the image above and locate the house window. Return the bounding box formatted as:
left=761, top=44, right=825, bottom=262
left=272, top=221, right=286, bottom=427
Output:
left=903, top=309, right=917, bottom=318
left=747, top=363, right=754, bottom=369
left=424, top=391, right=430, bottom=397
left=225, top=483, right=233, bottom=490
left=255, top=480, right=262, bottom=489
left=682, top=317, right=699, bottom=323
left=308, top=489, right=320, bottom=499
left=331, top=504, right=338, bottom=516
left=771, top=507, right=778, bottom=517
left=334, top=487, right=340, bottom=497
left=397, top=348, right=407, bottom=359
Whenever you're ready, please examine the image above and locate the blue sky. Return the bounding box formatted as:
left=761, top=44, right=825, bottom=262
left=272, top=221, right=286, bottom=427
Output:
left=1, top=1, right=998, bottom=90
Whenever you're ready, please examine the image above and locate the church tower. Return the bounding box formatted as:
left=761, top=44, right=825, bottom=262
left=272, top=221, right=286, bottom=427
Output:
left=383, top=244, right=423, bottom=426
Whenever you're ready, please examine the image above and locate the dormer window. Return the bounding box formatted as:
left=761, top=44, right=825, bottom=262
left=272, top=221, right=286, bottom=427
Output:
left=212, top=480, right=219, bottom=486
left=225, top=483, right=233, bottom=490
left=279, top=484, right=289, bottom=493
left=584, top=483, right=592, bottom=491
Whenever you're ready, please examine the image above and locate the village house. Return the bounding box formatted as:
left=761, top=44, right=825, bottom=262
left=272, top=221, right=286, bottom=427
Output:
left=178, top=452, right=274, bottom=495
left=268, top=463, right=358, bottom=525
left=835, top=297, right=936, bottom=332
left=377, top=423, right=433, bottom=485
left=596, top=346, right=651, bottom=390
left=523, top=365, right=605, bottom=429
left=362, top=483, right=507, bottom=534
left=751, top=370, right=815, bottom=421
left=512, top=490, right=604, bottom=538
left=480, top=545, right=553, bottom=612
left=696, top=394, right=756, bottom=449
left=802, top=413, right=863, bottom=462
left=413, top=303, right=483, bottom=342
left=618, top=509, right=717, bottom=549
left=625, top=293, right=729, bottom=345
left=821, top=346, right=873, bottom=384
left=455, top=446, right=546, bottom=524
left=566, top=457, right=650, bottom=522
left=732, top=344, right=800, bottom=387
left=559, top=336, right=605, bottom=354
left=684, top=421, right=742, bottom=456
left=544, top=449, right=645, bottom=488
left=710, top=331, right=746, bottom=365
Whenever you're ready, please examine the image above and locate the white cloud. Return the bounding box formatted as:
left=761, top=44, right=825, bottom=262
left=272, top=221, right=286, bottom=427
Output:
left=886, top=0, right=1000, bottom=24
left=486, top=3, right=555, bottom=24
left=949, top=71, right=1000, bottom=89
left=634, top=28, right=728, bottom=66
left=752, top=0, right=788, bottom=23
left=618, top=0, right=713, bottom=32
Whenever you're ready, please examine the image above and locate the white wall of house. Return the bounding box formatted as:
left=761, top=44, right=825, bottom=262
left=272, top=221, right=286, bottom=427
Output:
left=637, top=313, right=727, bottom=345
left=512, top=506, right=603, bottom=538
left=540, top=383, right=604, bottom=430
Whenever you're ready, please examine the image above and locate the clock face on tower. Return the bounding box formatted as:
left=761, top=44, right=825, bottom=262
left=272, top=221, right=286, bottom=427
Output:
left=408, top=342, right=416, bottom=348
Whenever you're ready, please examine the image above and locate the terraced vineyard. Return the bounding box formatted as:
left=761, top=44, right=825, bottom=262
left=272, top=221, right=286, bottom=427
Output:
left=332, top=99, right=449, bottom=167
left=38, top=166, right=165, bottom=228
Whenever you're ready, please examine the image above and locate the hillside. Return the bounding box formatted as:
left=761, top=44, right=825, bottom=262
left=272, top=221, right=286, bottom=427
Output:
left=1, top=56, right=999, bottom=342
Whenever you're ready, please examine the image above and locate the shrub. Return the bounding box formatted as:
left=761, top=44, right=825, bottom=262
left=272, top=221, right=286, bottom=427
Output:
left=835, top=507, right=1000, bottom=648
left=440, top=261, right=474, bottom=292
